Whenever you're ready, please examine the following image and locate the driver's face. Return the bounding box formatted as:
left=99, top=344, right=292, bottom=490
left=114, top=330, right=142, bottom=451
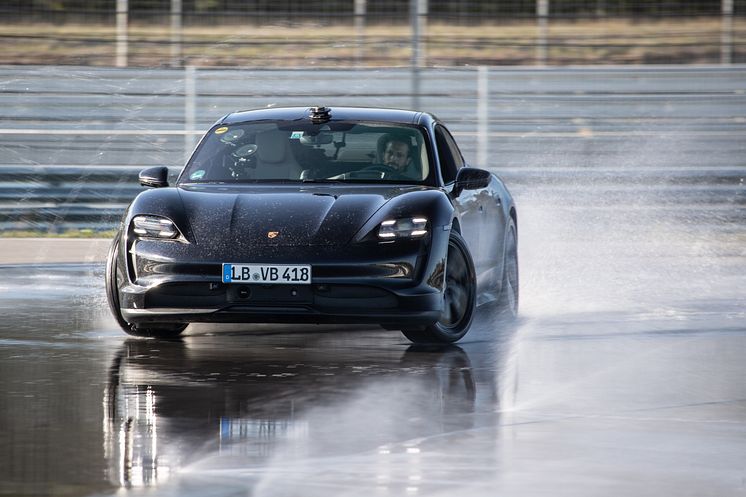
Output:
left=383, top=141, right=411, bottom=170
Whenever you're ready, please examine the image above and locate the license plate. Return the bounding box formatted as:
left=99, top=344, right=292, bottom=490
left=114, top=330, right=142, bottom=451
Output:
left=222, top=263, right=311, bottom=284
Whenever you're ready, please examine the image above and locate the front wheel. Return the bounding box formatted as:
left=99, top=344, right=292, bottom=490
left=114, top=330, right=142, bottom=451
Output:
left=402, top=232, right=476, bottom=344
left=105, top=237, right=187, bottom=339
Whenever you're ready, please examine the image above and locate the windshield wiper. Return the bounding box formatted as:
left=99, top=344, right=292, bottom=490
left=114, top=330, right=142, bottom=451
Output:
left=301, top=178, right=345, bottom=183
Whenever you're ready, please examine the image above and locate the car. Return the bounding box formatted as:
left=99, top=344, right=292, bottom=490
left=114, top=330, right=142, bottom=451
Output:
left=105, top=106, right=518, bottom=343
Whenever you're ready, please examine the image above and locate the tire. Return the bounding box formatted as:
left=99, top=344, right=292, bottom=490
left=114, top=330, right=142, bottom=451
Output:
left=402, top=232, right=476, bottom=344
left=105, top=237, right=187, bottom=339
left=496, top=218, right=519, bottom=319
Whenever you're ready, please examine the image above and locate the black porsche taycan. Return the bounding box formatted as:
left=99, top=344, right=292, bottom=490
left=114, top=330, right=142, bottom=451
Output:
left=106, top=106, right=518, bottom=343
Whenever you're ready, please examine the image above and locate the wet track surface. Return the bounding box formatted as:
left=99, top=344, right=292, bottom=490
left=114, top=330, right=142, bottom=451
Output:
left=1, top=66, right=746, bottom=496
left=1, top=215, right=745, bottom=497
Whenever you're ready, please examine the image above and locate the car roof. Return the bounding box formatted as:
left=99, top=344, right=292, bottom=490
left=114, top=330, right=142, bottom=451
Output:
left=220, top=106, right=435, bottom=126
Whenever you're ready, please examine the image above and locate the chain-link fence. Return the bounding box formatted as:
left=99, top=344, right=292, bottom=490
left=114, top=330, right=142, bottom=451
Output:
left=0, top=1, right=744, bottom=66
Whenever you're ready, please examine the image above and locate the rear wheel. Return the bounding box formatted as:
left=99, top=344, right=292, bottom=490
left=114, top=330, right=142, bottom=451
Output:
left=402, top=232, right=476, bottom=344
left=105, top=237, right=187, bottom=339
left=497, top=219, right=519, bottom=319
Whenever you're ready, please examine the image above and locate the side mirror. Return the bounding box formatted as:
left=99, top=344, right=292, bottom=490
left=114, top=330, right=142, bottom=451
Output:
left=452, top=167, right=491, bottom=197
left=139, top=166, right=169, bottom=188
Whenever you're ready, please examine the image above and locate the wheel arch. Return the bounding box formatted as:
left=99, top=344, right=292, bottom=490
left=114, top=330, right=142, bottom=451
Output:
left=509, top=206, right=517, bottom=232
left=450, top=217, right=462, bottom=234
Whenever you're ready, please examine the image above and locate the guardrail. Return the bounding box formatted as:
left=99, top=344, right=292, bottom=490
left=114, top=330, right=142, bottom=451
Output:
left=0, top=167, right=135, bottom=232
left=2, top=165, right=744, bottom=232
left=0, top=166, right=187, bottom=231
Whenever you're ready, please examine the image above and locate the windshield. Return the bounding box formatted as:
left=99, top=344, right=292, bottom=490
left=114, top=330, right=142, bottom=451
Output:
left=180, top=121, right=433, bottom=185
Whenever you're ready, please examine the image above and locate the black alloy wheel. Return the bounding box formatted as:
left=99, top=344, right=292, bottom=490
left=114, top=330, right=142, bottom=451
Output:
left=402, top=232, right=476, bottom=344
left=105, top=237, right=186, bottom=339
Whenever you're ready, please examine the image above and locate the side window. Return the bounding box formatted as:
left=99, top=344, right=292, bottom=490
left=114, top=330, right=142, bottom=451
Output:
left=435, top=125, right=458, bottom=184
left=442, top=127, right=465, bottom=170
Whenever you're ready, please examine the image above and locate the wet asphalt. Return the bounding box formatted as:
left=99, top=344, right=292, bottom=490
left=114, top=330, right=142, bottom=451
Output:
left=1, top=202, right=744, bottom=497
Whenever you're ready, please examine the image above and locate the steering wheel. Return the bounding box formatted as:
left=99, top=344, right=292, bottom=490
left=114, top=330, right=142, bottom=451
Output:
left=360, top=164, right=406, bottom=179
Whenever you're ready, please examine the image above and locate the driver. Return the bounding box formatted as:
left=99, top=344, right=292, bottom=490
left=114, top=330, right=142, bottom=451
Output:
left=382, top=136, right=412, bottom=173
left=379, top=134, right=421, bottom=180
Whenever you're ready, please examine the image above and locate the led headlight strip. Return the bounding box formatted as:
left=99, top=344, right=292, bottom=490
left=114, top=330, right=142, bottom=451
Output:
left=132, top=215, right=180, bottom=239
left=378, top=217, right=428, bottom=240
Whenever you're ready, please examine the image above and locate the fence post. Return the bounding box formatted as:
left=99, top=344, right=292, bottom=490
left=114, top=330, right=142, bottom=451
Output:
left=414, top=0, right=428, bottom=68
left=171, top=0, right=183, bottom=67
left=354, top=0, right=366, bottom=66
left=115, top=0, right=128, bottom=67
left=411, top=0, right=427, bottom=110
left=536, top=0, right=548, bottom=66
left=184, top=66, right=196, bottom=161
left=477, top=66, right=489, bottom=169
left=722, top=0, right=734, bottom=65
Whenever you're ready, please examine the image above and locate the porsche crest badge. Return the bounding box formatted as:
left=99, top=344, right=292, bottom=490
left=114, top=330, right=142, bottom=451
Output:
left=267, top=231, right=279, bottom=239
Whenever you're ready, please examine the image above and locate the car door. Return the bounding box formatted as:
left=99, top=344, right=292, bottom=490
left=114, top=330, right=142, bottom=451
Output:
left=435, top=124, right=482, bottom=270
left=478, top=175, right=507, bottom=280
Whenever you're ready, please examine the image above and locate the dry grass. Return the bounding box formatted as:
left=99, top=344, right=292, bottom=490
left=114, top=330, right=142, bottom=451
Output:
left=1, top=17, right=744, bottom=66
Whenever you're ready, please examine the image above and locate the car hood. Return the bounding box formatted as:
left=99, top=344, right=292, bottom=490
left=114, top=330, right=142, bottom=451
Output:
left=177, top=183, right=428, bottom=247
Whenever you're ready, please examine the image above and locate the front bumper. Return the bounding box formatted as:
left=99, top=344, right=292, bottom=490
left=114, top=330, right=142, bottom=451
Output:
left=118, top=236, right=447, bottom=328
left=120, top=281, right=443, bottom=326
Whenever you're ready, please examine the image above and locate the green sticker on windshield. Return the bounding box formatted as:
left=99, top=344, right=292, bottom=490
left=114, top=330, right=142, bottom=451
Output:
left=290, top=131, right=304, bottom=139
left=190, top=170, right=206, bottom=180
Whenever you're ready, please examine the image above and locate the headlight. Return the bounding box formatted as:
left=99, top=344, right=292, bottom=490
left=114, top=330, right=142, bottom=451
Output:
left=132, top=215, right=180, bottom=240
left=378, top=217, right=428, bottom=240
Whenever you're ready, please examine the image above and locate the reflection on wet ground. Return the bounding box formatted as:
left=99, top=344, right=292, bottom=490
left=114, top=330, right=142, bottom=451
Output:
left=103, top=334, right=499, bottom=495
left=1, top=260, right=745, bottom=497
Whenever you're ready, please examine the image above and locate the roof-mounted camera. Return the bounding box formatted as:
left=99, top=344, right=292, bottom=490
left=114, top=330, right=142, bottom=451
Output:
left=309, top=106, right=332, bottom=124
